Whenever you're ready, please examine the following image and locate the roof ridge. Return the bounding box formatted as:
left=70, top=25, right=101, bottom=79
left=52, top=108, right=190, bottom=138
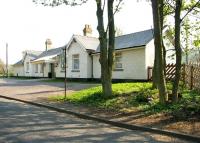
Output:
left=74, top=34, right=98, bottom=39
left=115, top=29, right=153, bottom=38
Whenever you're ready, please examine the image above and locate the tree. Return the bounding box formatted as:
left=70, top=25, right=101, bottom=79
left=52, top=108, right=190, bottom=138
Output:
left=33, top=0, right=123, bottom=97
left=172, top=0, right=182, bottom=103
left=151, top=0, right=168, bottom=104
left=0, top=58, right=5, bottom=75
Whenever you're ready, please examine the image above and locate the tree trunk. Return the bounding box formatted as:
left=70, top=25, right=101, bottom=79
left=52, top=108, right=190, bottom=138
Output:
left=152, top=58, right=157, bottom=89
left=106, top=0, right=115, bottom=96
left=151, top=0, right=167, bottom=104
left=96, top=0, right=115, bottom=97
left=152, top=0, right=165, bottom=89
left=172, top=0, right=182, bottom=103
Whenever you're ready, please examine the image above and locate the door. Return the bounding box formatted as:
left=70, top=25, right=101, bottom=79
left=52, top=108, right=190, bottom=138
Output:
left=48, top=63, right=55, bottom=78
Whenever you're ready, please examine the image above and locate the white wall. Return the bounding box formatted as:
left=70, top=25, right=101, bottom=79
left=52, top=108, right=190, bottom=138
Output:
left=13, top=65, right=24, bottom=76
left=43, top=63, right=50, bottom=77
left=145, top=39, right=155, bottom=68
left=31, top=63, right=46, bottom=77
left=93, top=47, right=147, bottom=80
left=67, top=41, right=92, bottom=78
left=23, top=55, right=34, bottom=77
left=55, top=56, right=66, bottom=78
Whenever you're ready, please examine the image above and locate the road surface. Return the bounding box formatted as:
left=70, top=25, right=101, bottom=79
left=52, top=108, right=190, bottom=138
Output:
left=0, top=98, right=170, bottom=143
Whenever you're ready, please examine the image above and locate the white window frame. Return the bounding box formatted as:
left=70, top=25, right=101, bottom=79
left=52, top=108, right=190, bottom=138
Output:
left=72, top=54, right=79, bottom=71
left=60, top=53, right=66, bottom=71
left=114, top=52, right=123, bottom=70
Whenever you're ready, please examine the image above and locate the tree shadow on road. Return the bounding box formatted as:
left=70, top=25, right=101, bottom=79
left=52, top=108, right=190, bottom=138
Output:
left=0, top=99, right=185, bottom=143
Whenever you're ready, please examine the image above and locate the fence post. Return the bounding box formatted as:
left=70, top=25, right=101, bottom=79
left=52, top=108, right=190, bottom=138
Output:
left=147, top=67, right=152, bottom=81
left=190, top=65, right=194, bottom=90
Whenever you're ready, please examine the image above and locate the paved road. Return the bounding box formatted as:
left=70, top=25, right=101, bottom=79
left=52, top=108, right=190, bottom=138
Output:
left=0, top=78, right=98, bottom=101
left=0, top=98, right=171, bottom=143
left=0, top=78, right=193, bottom=143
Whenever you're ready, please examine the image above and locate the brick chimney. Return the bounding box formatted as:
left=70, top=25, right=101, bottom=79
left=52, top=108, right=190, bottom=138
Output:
left=83, top=24, right=92, bottom=36
left=45, top=39, right=52, bottom=51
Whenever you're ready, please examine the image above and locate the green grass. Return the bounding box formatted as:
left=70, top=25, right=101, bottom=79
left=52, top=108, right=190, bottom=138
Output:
left=50, top=82, right=200, bottom=117
left=51, top=82, right=154, bottom=110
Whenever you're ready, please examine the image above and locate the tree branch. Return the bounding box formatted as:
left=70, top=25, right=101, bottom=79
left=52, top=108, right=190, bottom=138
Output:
left=181, top=0, right=200, bottom=22
left=106, top=0, right=123, bottom=33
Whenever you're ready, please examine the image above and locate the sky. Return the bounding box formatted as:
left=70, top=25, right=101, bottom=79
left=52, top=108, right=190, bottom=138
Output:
left=0, top=0, right=153, bottom=64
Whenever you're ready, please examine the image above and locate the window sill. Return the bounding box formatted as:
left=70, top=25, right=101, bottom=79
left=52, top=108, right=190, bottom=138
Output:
left=71, top=70, right=80, bottom=72
left=113, top=69, right=124, bottom=71
left=60, top=70, right=66, bottom=73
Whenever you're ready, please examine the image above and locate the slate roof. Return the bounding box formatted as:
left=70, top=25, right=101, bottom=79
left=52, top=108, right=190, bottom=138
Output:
left=13, top=59, right=23, bottom=66
left=95, top=29, right=154, bottom=53
left=26, top=50, right=43, bottom=58
left=73, top=35, right=99, bottom=51
left=36, top=47, right=64, bottom=60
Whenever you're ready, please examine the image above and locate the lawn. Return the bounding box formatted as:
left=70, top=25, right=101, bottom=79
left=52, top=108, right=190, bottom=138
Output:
left=50, top=82, right=200, bottom=117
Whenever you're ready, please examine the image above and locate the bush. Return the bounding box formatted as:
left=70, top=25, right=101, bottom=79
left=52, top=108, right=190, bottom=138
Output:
left=135, top=93, right=149, bottom=103
left=135, top=85, right=153, bottom=103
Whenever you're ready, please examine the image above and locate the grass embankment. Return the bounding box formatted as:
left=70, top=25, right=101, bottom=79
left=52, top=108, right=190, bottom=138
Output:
left=51, top=82, right=200, bottom=117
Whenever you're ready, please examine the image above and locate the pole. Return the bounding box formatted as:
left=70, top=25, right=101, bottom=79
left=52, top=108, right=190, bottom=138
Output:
left=6, top=43, right=8, bottom=78
left=64, top=47, right=67, bottom=99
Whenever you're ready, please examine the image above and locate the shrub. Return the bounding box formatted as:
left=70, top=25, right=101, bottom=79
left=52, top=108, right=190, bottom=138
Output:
left=135, top=85, right=152, bottom=103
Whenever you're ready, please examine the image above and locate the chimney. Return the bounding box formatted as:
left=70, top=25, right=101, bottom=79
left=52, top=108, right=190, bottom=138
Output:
left=83, top=24, right=92, bottom=36
left=22, top=51, right=27, bottom=58
left=45, top=38, right=52, bottom=51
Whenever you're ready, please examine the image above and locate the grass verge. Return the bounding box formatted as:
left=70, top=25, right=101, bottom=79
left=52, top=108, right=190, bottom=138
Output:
left=50, top=82, right=200, bottom=118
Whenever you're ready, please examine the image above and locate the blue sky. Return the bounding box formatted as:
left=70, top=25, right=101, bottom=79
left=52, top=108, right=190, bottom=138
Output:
left=0, top=0, right=153, bottom=64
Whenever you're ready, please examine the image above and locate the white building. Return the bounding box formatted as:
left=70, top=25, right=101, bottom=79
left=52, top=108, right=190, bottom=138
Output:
left=13, top=25, right=155, bottom=81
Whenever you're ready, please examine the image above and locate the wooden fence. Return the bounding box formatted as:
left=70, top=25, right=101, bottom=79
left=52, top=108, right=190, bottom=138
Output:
left=147, top=63, right=200, bottom=91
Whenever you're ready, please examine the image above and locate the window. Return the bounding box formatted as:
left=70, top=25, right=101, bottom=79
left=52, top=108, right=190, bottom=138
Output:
left=114, top=53, right=123, bottom=70
left=72, top=54, right=79, bottom=70
left=26, top=62, right=29, bottom=72
left=60, top=52, right=66, bottom=71
left=40, top=64, right=44, bottom=73
left=35, top=64, right=38, bottom=73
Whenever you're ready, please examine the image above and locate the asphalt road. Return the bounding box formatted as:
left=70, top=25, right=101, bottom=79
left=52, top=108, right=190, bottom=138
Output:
left=0, top=78, right=99, bottom=101
left=0, top=78, right=193, bottom=143
left=0, top=98, right=169, bottom=143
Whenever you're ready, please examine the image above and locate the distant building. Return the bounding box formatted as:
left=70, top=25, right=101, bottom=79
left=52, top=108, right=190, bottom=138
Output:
left=13, top=25, right=155, bottom=81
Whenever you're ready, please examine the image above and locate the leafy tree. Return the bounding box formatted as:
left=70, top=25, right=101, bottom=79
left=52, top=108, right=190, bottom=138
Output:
left=33, top=0, right=123, bottom=97
left=172, top=0, right=182, bottom=103
left=163, top=0, right=200, bottom=102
